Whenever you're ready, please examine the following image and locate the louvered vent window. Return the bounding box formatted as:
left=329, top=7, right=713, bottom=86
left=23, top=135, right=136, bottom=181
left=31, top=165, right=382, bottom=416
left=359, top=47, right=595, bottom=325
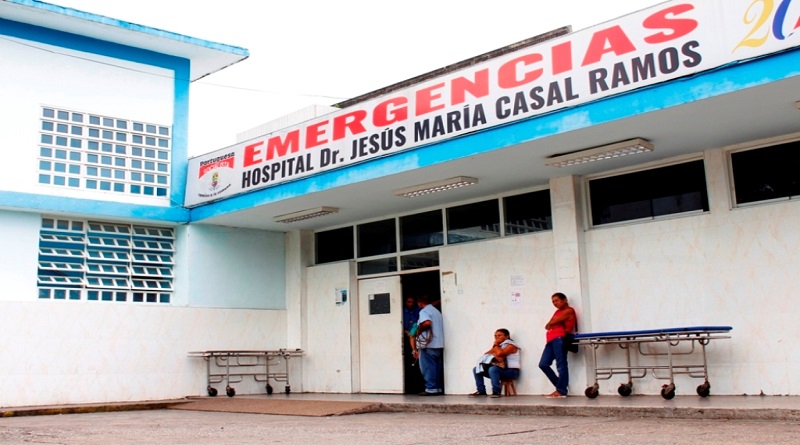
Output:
left=37, top=217, right=174, bottom=303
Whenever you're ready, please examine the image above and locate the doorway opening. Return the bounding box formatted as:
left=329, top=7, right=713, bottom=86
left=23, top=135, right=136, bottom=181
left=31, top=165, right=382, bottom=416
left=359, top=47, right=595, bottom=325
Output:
left=401, top=270, right=441, bottom=395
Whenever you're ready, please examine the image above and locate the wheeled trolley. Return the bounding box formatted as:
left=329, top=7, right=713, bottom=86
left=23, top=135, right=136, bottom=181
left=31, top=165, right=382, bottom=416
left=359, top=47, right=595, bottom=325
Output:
left=188, top=349, right=304, bottom=397
left=573, top=326, right=732, bottom=399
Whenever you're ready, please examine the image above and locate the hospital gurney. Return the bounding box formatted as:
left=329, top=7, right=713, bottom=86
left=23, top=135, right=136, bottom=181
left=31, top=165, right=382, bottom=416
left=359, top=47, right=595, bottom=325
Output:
left=573, top=326, right=732, bottom=399
left=188, top=349, right=304, bottom=397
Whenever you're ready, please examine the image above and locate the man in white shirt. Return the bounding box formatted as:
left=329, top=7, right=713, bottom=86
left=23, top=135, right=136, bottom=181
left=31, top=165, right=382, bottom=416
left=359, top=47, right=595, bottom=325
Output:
left=410, top=294, right=444, bottom=395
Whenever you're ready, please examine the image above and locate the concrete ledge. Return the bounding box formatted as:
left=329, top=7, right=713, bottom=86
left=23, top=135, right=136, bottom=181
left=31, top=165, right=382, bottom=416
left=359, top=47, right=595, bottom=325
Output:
left=0, top=399, right=190, bottom=418
left=378, top=401, right=800, bottom=421
left=4, top=395, right=800, bottom=422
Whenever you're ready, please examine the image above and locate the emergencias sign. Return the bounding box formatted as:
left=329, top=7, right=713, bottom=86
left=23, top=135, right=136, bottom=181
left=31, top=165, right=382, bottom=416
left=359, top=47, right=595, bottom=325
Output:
left=186, top=0, right=800, bottom=206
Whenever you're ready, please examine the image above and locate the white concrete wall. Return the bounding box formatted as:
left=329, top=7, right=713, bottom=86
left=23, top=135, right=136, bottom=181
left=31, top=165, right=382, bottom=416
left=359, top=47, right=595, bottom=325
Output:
left=303, top=262, right=357, bottom=393
left=235, top=105, right=339, bottom=143
left=438, top=232, right=569, bottom=395
left=434, top=148, right=799, bottom=397
left=583, top=149, right=800, bottom=396
left=0, top=210, right=41, bottom=301
left=0, top=301, right=286, bottom=406
left=178, top=225, right=286, bottom=309
left=0, top=211, right=290, bottom=407
left=0, top=35, right=173, bottom=206
left=292, top=146, right=799, bottom=397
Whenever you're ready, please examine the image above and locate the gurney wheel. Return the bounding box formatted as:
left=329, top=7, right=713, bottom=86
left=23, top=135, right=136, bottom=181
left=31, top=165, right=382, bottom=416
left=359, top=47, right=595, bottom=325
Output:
left=207, top=386, right=218, bottom=397
left=226, top=386, right=236, bottom=397
left=266, top=384, right=274, bottom=395
left=696, top=382, right=711, bottom=397
left=585, top=385, right=599, bottom=399
left=617, top=383, right=633, bottom=397
left=660, top=384, right=676, bottom=400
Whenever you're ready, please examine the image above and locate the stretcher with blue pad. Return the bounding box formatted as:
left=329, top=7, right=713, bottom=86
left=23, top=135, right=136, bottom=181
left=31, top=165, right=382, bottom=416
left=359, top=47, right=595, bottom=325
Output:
left=573, top=326, right=732, bottom=399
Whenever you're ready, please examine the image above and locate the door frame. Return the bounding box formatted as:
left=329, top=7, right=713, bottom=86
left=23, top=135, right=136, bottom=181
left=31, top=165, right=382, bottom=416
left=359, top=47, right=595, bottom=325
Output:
left=354, top=268, right=441, bottom=394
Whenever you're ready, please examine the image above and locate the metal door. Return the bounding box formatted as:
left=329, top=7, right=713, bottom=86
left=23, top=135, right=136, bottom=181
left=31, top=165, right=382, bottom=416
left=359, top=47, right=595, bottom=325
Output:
left=358, top=276, right=403, bottom=393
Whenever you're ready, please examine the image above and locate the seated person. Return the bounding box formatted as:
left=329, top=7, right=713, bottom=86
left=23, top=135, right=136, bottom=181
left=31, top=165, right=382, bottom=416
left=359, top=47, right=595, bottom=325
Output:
left=470, top=328, right=521, bottom=397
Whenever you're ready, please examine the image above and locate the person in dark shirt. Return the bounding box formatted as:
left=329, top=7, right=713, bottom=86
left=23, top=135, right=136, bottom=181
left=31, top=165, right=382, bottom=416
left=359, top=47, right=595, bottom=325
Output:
left=403, top=296, right=420, bottom=337
left=402, top=296, right=423, bottom=393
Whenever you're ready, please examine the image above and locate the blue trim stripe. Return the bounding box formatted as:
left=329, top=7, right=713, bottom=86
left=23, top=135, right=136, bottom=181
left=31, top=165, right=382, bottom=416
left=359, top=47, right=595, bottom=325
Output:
left=190, top=48, right=800, bottom=222
left=0, top=191, right=189, bottom=222
left=1, top=16, right=191, bottom=220
left=5, top=0, right=248, bottom=57
left=171, top=61, right=191, bottom=207
left=0, top=17, right=182, bottom=72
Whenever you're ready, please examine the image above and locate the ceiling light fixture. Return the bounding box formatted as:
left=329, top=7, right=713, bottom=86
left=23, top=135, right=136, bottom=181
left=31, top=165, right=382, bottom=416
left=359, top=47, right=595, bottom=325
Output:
left=273, top=206, right=339, bottom=223
left=545, top=138, right=654, bottom=167
left=394, top=176, right=479, bottom=198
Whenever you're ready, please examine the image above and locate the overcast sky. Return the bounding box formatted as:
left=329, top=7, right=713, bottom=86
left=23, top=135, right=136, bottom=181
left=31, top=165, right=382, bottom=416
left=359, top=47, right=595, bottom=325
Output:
left=50, top=0, right=666, bottom=156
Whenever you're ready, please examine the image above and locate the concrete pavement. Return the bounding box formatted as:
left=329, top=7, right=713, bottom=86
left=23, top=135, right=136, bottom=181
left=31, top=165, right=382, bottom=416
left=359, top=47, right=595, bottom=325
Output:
left=1, top=403, right=800, bottom=445
left=3, top=393, right=799, bottom=421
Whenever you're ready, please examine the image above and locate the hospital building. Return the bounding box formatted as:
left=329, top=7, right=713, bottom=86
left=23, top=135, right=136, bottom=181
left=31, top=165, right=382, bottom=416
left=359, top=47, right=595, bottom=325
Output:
left=1, top=0, right=799, bottom=407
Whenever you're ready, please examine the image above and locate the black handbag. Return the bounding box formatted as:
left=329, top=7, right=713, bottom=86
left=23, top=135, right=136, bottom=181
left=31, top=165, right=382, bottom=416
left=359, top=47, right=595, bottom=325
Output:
left=563, top=333, right=579, bottom=353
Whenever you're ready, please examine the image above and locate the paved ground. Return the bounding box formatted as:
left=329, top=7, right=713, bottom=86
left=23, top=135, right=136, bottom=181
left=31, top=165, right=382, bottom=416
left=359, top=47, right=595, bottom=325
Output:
left=6, top=393, right=800, bottom=420
left=2, top=409, right=800, bottom=445
left=3, top=393, right=800, bottom=444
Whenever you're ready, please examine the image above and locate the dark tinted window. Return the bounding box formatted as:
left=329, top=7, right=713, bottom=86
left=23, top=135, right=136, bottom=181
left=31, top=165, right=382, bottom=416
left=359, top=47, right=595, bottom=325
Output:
left=446, top=199, right=500, bottom=244
left=731, top=141, right=800, bottom=205
left=357, top=257, right=397, bottom=275
left=590, top=160, right=709, bottom=226
left=357, top=219, right=396, bottom=257
left=400, top=210, right=443, bottom=251
left=401, top=252, right=439, bottom=271
left=503, top=190, right=552, bottom=235
left=315, top=226, right=354, bottom=264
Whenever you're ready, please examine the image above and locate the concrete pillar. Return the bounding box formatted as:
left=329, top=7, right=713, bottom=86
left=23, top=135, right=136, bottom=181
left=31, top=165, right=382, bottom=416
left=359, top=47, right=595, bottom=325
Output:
left=704, top=148, right=732, bottom=220
left=550, top=175, right=592, bottom=393
left=285, top=229, right=313, bottom=350
left=550, top=175, right=590, bottom=328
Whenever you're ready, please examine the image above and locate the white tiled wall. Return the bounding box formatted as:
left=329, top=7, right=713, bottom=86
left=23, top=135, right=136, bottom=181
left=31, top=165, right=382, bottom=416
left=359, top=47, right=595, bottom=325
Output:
left=362, top=149, right=800, bottom=396
left=438, top=233, right=566, bottom=396
left=0, top=301, right=287, bottom=407
left=584, top=198, right=800, bottom=395
left=303, top=262, right=356, bottom=393
left=0, top=210, right=292, bottom=407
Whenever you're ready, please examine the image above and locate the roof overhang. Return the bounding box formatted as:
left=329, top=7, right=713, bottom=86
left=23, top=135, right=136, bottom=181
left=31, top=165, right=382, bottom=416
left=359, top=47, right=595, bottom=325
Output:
left=0, top=0, right=249, bottom=81
left=187, top=48, right=800, bottom=232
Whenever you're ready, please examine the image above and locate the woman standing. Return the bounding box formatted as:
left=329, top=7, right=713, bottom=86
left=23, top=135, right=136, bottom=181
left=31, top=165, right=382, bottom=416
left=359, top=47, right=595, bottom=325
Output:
left=539, top=292, right=576, bottom=398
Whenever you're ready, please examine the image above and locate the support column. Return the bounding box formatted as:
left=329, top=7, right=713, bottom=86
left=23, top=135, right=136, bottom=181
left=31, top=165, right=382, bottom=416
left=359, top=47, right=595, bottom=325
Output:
left=550, top=175, right=592, bottom=393
left=550, top=175, right=590, bottom=326
left=285, top=230, right=313, bottom=350
left=703, top=147, right=732, bottom=221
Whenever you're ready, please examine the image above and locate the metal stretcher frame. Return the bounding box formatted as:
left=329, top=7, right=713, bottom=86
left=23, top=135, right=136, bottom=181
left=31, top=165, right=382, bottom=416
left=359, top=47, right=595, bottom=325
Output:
left=573, top=326, right=732, bottom=399
left=188, top=349, right=304, bottom=397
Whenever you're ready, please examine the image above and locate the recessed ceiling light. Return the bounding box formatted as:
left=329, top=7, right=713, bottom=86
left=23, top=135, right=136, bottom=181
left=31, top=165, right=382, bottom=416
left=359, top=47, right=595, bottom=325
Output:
left=545, top=138, right=654, bottom=167
left=394, top=176, right=478, bottom=198
left=273, top=206, right=339, bottom=223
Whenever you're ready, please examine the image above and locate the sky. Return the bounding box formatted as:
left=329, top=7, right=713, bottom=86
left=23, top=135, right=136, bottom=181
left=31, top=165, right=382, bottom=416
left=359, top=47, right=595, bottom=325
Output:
left=49, top=0, right=666, bottom=156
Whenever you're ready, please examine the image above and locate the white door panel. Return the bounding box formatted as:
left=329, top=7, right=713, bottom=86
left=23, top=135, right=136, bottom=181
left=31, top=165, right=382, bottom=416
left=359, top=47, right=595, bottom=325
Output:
left=358, top=276, right=403, bottom=393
